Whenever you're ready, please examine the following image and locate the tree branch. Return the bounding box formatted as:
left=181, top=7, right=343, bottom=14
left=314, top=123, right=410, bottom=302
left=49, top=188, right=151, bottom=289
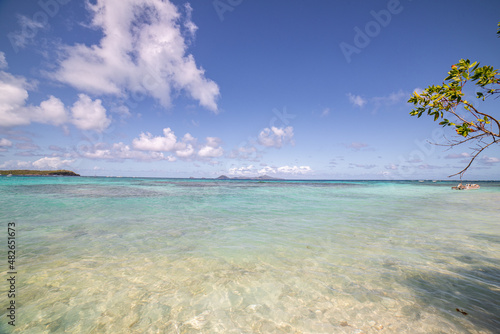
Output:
left=465, top=102, right=500, bottom=136
left=448, top=137, right=499, bottom=178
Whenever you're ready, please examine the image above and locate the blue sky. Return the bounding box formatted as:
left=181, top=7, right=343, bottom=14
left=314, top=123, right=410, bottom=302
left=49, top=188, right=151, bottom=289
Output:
left=0, top=0, right=499, bottom=179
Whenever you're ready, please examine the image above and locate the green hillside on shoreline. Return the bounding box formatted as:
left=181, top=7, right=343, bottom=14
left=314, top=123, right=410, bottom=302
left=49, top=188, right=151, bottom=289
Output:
left=0, top=170, right=80, bottom=176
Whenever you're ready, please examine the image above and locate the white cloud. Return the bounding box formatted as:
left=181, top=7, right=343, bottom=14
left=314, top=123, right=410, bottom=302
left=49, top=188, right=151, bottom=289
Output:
left=7, top=15, right=45, bottom=51
left=0, top=66, right=110, bottom=131
left=371, top=90, right=408, bottom=112
left=81, top=142, right=176, bottom=162
left=257, top=166, right=276, bottom=175
left=229, top=165, right=256, bottom=176
left=321, top=108, right=330, bottom=117
left=183, top=3, right=198, bottom=38
left=175, top=133, right=196, bottom=158
left=32, top=157, right=75, bottom=169
left=258, top=126, right=294, bottom=148
left=175, top=144, right=195, bottom=158
left=50, top=0, right=219, bottom=112
left=0, top=52, right=7, bottom=69
left=372, top=90, right=407, bottom=105
left=277, top=166, right=312, bottom=175
left=0, top=160, right=32, bottom=169
left=413, top=87, right=424, bottom=95
left=480, top=155, right=500, bottom=165
left=0, top=156, right=75, bottom=170
left=198, top=137, right=224, bottom=157
left=0, top=71, right=69, bottom=127
left=133, top=128, right=179, bottom=152
left=229, top=165, right=312, bottom=176
left=35, top=96, right=68, bottom=126
left=182, top=133, right=195, bottom=142
left=348, top=90, right=408, bottom=111
left=347, top=93, right=367, bottom=108
left=0, top=71, right=32, bottom=127
left=131, top=128, right=220, bottom=159
left=0, top=138, right=13, bottom=147
left=71, top=94, right=111, bottom=132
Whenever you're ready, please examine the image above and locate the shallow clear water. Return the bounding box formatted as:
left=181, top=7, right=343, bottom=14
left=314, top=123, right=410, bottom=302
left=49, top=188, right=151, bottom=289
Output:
left=1, top=177, right=499, bottom=333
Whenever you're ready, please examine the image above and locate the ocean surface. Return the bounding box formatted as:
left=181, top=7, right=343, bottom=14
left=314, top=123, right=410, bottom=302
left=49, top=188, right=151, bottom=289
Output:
left=1, top=176, right=499, bottom=333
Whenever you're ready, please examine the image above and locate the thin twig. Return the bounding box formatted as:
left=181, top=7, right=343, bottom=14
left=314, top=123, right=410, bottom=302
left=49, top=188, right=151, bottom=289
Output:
left=449, top=138, right=499, bottom=177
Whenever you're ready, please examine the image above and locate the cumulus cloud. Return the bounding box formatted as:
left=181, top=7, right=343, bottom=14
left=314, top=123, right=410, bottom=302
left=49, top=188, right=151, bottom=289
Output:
left=257, top=166, right=276, bottom=175
left=175, top=144, right=195, bottom=158
left=80, top=142, right=176, bottom=162
left=198, top=137, right=224, bottom=158
left=32, top=157, right=75, bottom=169
left=229, top=165, right=312, bottom=176
left=182, top=133, right=195, bottom=143
left=229, top=165, right=256, bottom=176
left=37, top=96, right=69, bottom=126
left=0, top=64, right=111, bottom=131
left=133, top=128, right=179, bottom=152
left=71, top=94, right=111, bottom=132
left=0, top=71, right=33, bottom=127
left=131, top=128, right=221, bottom=160
left=347, top=93, right=367, bottom=108
left=50, top=0, right=219, bottom=112
left=258, top=126, right=294, bottom=148
left=132, top=128, right=200, bottom=159
left=0, top=69, right=67, bottom=126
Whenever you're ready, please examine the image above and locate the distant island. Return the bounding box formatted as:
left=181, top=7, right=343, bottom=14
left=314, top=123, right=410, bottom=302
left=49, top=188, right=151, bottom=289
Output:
left=0, top=170, right=80, bottom=176
left=216, top=175, right=283, bottom=180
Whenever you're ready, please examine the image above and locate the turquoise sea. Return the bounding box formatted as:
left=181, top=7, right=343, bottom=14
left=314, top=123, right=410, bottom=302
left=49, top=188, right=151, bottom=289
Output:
left=1, top=176, right=499, bottom=333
